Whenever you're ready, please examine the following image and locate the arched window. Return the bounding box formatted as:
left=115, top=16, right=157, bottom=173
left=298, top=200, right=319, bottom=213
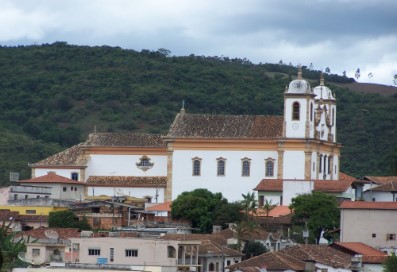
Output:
left=292, top=102, right=300, bottom=120
left=319, top=154, right=323, bottom=173
left=323, top=155, right=327, bottom=176
left=217, top=159, right=225, bottom=176
left=71, top=172, right=79, bottom=181
left=265, top=159, right=275, bottom=177
left=192, top=158, right=202, bottom=176
left=241, top=158, right=251, bottom=177
left=310, top=103, right=313, bottom=122
left=209, top=263, right=215, bottom=272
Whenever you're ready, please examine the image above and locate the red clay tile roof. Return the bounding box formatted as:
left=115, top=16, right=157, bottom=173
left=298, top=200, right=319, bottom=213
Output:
left=227, top=251, right=306, bottom=271
left=146, top=202, right=172, bottom=212
left=255, top=206, right=292, bottom=217
left=167, top=112, right=283, bottom=139
left=340, top=201, right=397, bottom=210
left=362, top=176, right=397, bottom=185
left=18, top=228, right=81, bottom=240
left=85, top=133, right=165, bottom=147
left=367, top=181, right=397, bottom=192
left=30, top=133, right=165, bottom=167
left=281, top=244, right=351, bottom=268
left=254, top=173, right=355, bottom=193
left=85, top=176, right=167, bottom=187
left=19, top=171, right=81, bottom=184
left=331, top=242, right=387, bottom=264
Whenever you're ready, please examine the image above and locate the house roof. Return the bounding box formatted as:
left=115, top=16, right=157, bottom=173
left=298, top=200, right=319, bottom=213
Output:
left=340, top=201, right=397, bottom=210
left=198, top=240, right=243, bottom=257
left=166, top=112, right=283, bottom=139
left=18, top=227, right=81, bottom=240
left=255, top=206, right=292, bottom=217
left=227, top=250, right=306, bottom=271
left=331, top=242, right=387, bottom=264
left=366, top=181, right=397, bottom=192
left=361, top=176, right=397, bottom=185
left=254, top=173, right=355, bottom=193
left=146, top=202, right=172, bottom=212
left=281, top=244, right=351, bottom=268
left=18, top=171, right=81, bottom=184
left=30, top=133, right=165, bottom=167
left=85, top=176, right=167, bottom=187
left=160, top=233, right=227, bottom=247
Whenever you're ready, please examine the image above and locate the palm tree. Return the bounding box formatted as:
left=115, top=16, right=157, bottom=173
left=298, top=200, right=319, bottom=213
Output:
left=263, top=199, right=277, bottom=217
left=241, top=192, right=257, bottom=220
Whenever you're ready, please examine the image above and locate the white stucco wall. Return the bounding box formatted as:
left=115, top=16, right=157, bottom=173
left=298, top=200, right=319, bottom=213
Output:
left=85, top=154, right=167, bottom=179
left=171, top=150, right=278, bottom=201
left=363, top=191, right=395, bottom=202
left=282, top=180, right=313, bottom=205
left=283, top=151, right=305, bottom=179
left=285, top=98, right=308, bottom=138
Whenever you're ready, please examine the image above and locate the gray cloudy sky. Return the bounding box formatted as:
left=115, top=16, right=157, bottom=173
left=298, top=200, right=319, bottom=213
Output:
left=1, top=0, right=396, bottom=86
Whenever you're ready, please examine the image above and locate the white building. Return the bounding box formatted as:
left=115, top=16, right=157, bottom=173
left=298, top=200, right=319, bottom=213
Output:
left=29, top=69, right=344, bottom=203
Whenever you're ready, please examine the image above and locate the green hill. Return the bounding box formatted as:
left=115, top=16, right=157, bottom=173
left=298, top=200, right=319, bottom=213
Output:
left=0, top=42, right=396, bottom=185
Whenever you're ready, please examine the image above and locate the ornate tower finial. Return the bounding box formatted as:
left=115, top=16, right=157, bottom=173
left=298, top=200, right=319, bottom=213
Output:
left=180, top=100, right=185, bottom=114
left=297, top=65, right=302, bottom=79
left=320, top=72, right=325, bottom=86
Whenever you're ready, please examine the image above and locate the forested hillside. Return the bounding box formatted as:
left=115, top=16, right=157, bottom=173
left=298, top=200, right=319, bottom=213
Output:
left=0, top=42, right=396, bottom=185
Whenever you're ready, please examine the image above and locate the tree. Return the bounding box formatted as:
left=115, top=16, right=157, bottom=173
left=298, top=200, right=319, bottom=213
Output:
left=355, top=68, right=361, bottom=80
left=242, top=241, right=268, bottom=259
left=383, top=253, right=397, bottom=272
left=289, top=192, right=339, bottom=244
left=48, top=210, right=91, bottom=230
left=325, top=67, right=331, bottom=74
left=342, top=70, right=346, bottom=77
left=230, top=221, right=260, bottom=252
left=263, top=199, right=277, bottom=217
left=393, top=74, right=397, bottom=85
left=241, top=192, right=257, bottom=220
left=171, top=189, right=228, bottom=233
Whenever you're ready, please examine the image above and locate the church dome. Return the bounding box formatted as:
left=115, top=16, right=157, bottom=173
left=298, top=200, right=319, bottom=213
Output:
left=285, top=67, right=312, bottom=94
left=313, top=73, right=335, bottom=100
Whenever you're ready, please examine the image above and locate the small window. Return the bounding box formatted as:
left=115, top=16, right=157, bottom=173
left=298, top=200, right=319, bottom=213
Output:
left=328, top=156, right=331, bottom=174
left=372, top=233, right=376, bottom=238
left=32, top=248, right=40, bottom=257
left=265, top=159, right=274, bottom=177
left=227, top=260, right=231, bottom=266
left=63, top=187, right=67, bottom=192
left=310, top=103, right=313, bottom=121
left=167, top=246, right=176, bottom=258
left=241, top=158, right=251, bottom=177
left=71, top=186, right=73, bottom=191
left=319, top=155, right=323, bottom=173
left=217, top=158, right=226, bottom=176
left=292, top=102, right=300, bottom=120
left=14, top=194, right=18, bottom=200
left=313, top=162, right=315, bottom=172
left=387, top=234, right=396, bottom=241
left=26, top=210, right=36, bottom=215
left=25, top=195, right=28, bottom=199
left=88, top=249, right=101, bottom=256
left=258, top=196, right=264, bottom=207
left=125, top=249, right=138, bottom=257
left=323, top=155, right=327, bottom=176
left=192, top=157, right=202, bottom=176
left=71, top=172, right=79, bottom=181
left=37, top=195, right=40, bottom=198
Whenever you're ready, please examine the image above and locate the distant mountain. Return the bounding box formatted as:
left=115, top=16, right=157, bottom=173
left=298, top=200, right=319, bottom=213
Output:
left=0, top=42, right=396, bottom=185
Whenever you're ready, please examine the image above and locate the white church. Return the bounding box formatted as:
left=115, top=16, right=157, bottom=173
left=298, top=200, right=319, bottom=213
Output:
left=28, top=68, right=353, bottom=205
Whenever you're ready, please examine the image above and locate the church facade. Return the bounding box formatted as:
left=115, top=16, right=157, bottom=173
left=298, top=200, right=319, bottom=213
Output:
left=29, top=69, right=344, bottom=204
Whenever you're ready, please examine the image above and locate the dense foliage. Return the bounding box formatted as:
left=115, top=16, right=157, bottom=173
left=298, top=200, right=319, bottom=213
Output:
left=383, top=253, right=397, bottom=272
left=242, top=241, right=268, bottom=259
left=0, top=42, right=396, bottom=185
left=48, top=210, right=91, bottom=230
left=171, top=189, right=242, bottom=233
left=289, top=192, right=339, bottom=244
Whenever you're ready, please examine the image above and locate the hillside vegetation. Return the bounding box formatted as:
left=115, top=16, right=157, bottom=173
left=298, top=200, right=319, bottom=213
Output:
left=0, top=42, right=396, bottom=186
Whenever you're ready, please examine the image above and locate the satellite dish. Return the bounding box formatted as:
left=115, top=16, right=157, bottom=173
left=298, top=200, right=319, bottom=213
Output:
left=45, top=229, right=60, bottom=240
left=18, top=252, right=43, bottom=265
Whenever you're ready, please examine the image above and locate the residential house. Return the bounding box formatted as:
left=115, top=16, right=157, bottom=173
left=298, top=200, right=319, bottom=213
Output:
left=340, top=201, right=397, bottom=254
left=330, top=242, right=388, bottom=272
left=363, top=180, right=397, bottom=202
left=353, top=176, right=397, bottom=201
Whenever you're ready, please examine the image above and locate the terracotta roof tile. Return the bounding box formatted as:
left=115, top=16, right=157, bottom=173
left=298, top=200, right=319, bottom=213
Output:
left=19, top=171, right=81, bottom=184
left=340, top=201, right=397, bottom=210
left=85, top=176, right=167, bottom=187
left=255, top=206, right=292, bottom=217
left=30, top=143, right=87, bottom=167
left=254, top=179, right=283, bottom=192
left=227, top=251, right=306, bottom=271
left=367, top=181, right=397, bottom=192
left=85, top=133, right=165, bottom=147
left=281, top=244, right=351, bottom=268
left=146, top=202, right=172, bottom=212
left=167, top=113, right=283, bottom=139
left=331, top=242, right=387, bottom=264
left=362, top=176, right=397, bottom=185
left=18, top=228, right=81, bottom=240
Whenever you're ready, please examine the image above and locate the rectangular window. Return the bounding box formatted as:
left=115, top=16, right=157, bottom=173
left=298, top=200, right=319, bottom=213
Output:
left=125, top=249, right=138, bottom=257
left=63, top=187, right=67, bottom=192
left=32, top=248, right=40, bottom=257
left=88, top=249, right=101, bottom=256
left=192, top=159, right=201, bottom=176
left=110, top=248, right=114, bottom=262
left=25, top=195, right=28, bottom=199
left=217, top=160, right=225, bottom=176
left=387, top=234, right=396, bottom=241
left=372, top=233, right=376, bottom=238
left=242, top=160, right=250, bottom=177
left=258, top=196, right=264, bottom=207
left=26, top=210, right=36, bottom=214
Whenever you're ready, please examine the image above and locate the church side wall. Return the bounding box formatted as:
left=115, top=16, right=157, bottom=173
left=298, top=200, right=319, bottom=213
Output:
left=85, top=154, right=167, bottom=179
left=171, top=150, right=278, bottom=201
left=283, top=151, right=305, bottom=179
